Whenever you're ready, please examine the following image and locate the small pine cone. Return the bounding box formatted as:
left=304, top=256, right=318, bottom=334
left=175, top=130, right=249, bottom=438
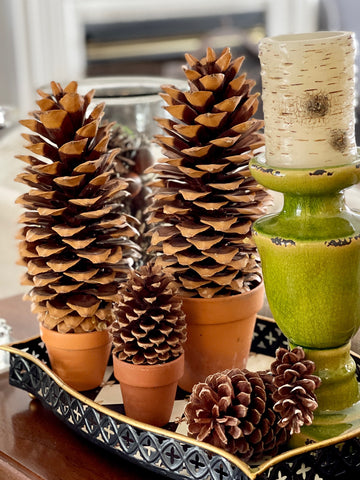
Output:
left=147, top=47, right=272, bottom=298
left=131, top=183, right=155, bottom=266
left=16, top=81, right=141, bottom=333
left=271, top=347, right=321, bottom=434
left=108, top=124, right=154, bottom=178
left=185, top=369, right=289, bottom=462
left=108, top=124, right=154, bottom=265
left=110, top=263, right=186, bottom=365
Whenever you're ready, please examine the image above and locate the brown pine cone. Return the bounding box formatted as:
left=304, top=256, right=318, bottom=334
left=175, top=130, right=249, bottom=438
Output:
left=108, top=124, right=154, bottom=177
left=185, top=369, right=288, bottom=462
left=110, top=263, right=186, bottom=365
left=15, top=81, right=141, bottom=333
left=270, top=347, right=321, bottom=434
left=108, top=124, right=154, bottom=265
left=147, top=47, right=272, bottom=298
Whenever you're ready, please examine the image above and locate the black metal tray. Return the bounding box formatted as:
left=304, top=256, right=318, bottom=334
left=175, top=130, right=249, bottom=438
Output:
left=3, top=315, right=360, bottom=480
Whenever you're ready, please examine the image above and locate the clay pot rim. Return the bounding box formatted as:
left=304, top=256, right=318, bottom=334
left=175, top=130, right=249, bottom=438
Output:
left=178, top=281, right=264, bottom=326
left=40, top=324, right=111, bottom=350
left=178, top=281, right=264, bottom=305
left=113, top=353, right=185, bottom=388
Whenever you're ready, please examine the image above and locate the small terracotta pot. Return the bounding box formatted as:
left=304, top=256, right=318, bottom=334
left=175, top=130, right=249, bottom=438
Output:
left=113, top=353, right=184, bottom=426
left=178, top=282, right=264, bottom=392
left=40, top=325, right=112, bottom=391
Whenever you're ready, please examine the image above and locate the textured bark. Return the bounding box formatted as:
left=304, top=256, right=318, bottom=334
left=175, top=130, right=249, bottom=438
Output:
left=259, top=31, right=356, bottom=167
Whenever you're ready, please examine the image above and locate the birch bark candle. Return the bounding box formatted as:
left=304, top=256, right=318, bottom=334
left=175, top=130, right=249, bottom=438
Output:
left=259, top=31, right=357, bottom=168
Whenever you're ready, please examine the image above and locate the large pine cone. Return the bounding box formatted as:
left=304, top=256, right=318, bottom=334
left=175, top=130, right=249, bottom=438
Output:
left=271, top=347, right=321, bottom=434
left=15, top=81, right=141, bottom=333
left=111, top=263, right=187, bottom=365
left=147, top=47, right=271, bottom=298
left=185, top=369, right=289, bottom=462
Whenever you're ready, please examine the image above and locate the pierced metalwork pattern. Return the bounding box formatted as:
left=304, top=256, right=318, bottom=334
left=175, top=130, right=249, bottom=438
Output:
left=257, top=438, right=360, bottom=480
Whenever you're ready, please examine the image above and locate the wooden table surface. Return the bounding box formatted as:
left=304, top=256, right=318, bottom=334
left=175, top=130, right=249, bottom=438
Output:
left=0, top=295, right=163, bottom=480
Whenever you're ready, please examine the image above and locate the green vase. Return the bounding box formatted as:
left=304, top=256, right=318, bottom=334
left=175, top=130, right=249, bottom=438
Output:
left=250, top=153, right=360, bottom=444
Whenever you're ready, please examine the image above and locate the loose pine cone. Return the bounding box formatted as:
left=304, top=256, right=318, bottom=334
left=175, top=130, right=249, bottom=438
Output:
left=271, top=347, right=321, bottom=434
left=147, top=47, right=272, bottom=298
left=185, top=369, right=289, bottom=462
left=15, top=81, right=141, bottom=333
left=185, top=347, right=321, bottom=462
left=111, top=263, right=187, bottom=365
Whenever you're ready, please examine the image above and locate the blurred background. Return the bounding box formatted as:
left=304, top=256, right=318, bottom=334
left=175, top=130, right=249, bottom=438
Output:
left=2, top=0, right=359, bottom=116
left=0, top=0, right=360, bottom=300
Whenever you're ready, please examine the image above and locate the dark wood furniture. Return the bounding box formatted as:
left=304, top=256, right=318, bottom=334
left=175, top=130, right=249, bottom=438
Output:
left=0, top=295, right=162, bottom=480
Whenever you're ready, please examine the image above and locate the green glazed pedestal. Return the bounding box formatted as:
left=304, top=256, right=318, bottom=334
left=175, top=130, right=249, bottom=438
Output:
left=250, top=153, right=360, bottom=444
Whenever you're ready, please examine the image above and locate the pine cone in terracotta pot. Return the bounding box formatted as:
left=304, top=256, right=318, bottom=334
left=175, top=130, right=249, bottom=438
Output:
left=15, top=81, right=141, bottom=333
left=147, top=47, right=272, bottom=298
left=110, top=263, right=187, bottom=365
left=185, top=346, right=321, bottom=461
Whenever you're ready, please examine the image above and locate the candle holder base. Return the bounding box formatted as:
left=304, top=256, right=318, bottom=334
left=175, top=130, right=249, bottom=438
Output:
left=290, top=341, right=360, bottom=446
left=290, top=395, right=360, bottom=448
left=297, top=342, right=360, bottom=412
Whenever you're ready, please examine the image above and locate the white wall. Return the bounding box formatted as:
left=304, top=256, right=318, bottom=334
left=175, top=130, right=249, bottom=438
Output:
left=266, top=0, right=319, bottom=37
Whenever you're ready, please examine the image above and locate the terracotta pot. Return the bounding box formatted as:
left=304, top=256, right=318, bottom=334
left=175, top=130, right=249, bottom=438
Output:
left=40, top=325, right=112, bottom=391
left=178, top=282, right=264, bottom=392
left=113, top=353, right=184, bottom=427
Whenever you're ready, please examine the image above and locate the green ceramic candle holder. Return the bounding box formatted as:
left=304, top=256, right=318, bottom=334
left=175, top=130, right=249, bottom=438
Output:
left=250, top=153, right=360, bottom=445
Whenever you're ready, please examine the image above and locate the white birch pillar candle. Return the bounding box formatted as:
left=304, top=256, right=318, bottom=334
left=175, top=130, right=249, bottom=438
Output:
left=259, top=31, right=357, bottom=168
